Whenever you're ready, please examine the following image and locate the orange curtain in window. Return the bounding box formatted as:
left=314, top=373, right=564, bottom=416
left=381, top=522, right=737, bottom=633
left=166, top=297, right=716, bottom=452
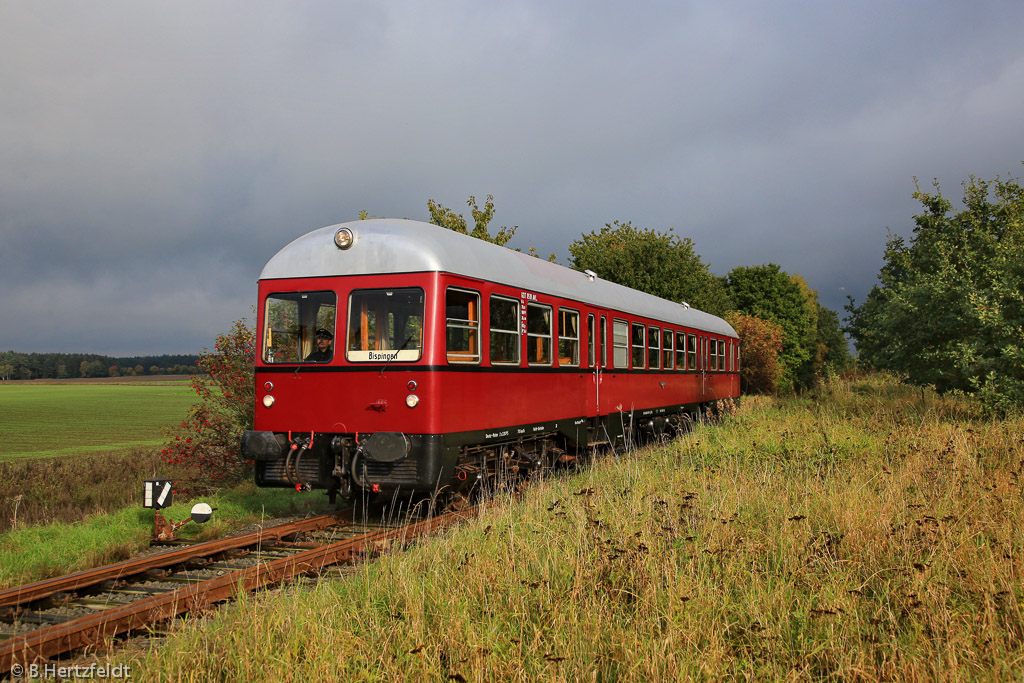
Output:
left=468, top=297, right=477, bottom=356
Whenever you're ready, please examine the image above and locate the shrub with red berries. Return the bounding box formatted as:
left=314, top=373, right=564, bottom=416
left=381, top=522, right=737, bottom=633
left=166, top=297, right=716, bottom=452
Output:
left=162, top=318, right=255, bottom=492
left=725, top=312, right=784, bottom=395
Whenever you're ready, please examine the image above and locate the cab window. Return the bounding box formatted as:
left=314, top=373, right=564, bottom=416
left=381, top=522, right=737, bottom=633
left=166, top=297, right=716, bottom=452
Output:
left=346, top=288, right=424, bottom=362
left=263, top=290, right=336, bottom=364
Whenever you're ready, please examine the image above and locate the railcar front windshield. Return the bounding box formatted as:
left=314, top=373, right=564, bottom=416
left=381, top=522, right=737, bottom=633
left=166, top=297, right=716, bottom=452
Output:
left=263, top=291, right=337, bottom=363
left=347, top=288, right=425, bottom=362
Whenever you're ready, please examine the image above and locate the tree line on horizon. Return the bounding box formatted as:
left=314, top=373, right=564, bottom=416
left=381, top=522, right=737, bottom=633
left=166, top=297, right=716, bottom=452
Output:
left=0, top=351, right=200, bottom=381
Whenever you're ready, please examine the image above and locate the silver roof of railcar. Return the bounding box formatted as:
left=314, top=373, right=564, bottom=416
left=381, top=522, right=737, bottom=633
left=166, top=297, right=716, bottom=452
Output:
left=261, top=219, right=737, bottom=338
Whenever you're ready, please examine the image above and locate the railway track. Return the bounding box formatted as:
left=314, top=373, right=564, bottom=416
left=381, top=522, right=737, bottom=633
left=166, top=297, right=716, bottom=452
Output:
left=0, top=504, right=478, bottom=675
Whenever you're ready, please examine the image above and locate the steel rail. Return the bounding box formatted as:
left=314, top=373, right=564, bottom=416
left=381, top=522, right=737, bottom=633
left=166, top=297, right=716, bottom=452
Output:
left=1, top=505, right=477, bottom=673
left=0, top=511, right=352, bottom=611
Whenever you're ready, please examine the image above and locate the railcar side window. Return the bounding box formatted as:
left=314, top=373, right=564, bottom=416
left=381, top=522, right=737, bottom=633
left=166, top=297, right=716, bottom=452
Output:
left=587, top=314, right=596, bottom=368
left=663, top=329, right=673, bottom=370
left=489, top=295, right=520, bottom=365
left=688, top=334, right=697, bottom=370
left=263, top=291, right=337, bottom=363
left=676, top=331, right=687, bottom=370
left=601, top=317, right=608, bottom=368
left=558, top=309, right=580, bottom=366
left=710, top=338, right=718, bottom=371
left=526, top=303, right=553, bottom=365
left=648, top=325, right=661, bottom=369
left=346, top=288, right=424, bottom=362
left=632, top=323, right=645, bottom=369
left=446, top=288, right=481, bottom=364
left=612, top=319, right=628, bottom=369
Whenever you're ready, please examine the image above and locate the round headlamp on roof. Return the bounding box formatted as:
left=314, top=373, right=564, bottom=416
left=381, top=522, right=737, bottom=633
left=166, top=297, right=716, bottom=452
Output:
left=334, top=227, right=355, bottom=250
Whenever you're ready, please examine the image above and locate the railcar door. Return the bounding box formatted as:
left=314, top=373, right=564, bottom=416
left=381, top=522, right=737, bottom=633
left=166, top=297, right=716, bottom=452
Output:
left=701, top=335, right=708, bottom=399
left=586, top=313, right=601, bottom=418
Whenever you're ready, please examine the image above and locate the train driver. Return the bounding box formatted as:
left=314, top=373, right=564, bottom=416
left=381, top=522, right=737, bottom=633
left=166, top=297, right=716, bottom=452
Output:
left=305, top=328, right=334, bottom=362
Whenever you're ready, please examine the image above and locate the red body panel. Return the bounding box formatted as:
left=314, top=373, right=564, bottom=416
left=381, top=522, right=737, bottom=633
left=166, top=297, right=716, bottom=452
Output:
left=254, top=272, right=739, bottom=437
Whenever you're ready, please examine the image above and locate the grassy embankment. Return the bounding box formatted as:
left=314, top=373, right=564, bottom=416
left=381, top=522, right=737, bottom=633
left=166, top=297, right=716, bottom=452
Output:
left=109, top=374, right=1023, bottom=681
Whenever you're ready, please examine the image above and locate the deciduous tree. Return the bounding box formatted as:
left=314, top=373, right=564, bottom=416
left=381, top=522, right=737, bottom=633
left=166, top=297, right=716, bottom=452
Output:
left=725, top=312, right=784, bottom=394
left=725, top=264, right=817, bottom=392
left=568, top=221, right=732, bottom=317
left=427, top=194, right=517, bottom=246
left=162, top=318, right=256, bottom=491
left=846, top=170, right=1024, bottom=413
left=815, top=303, right=853, bottom=379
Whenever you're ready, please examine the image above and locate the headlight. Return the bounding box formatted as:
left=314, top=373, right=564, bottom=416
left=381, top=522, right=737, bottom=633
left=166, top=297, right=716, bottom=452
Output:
left=334, top=227, right=355, bottom=250
left=406, top=394, right=419, bottom=408
left=262, top=395, right=275, bottom=408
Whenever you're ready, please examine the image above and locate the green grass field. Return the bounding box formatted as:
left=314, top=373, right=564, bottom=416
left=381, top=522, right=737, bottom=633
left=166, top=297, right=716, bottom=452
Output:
left=0, top=380, right=197, bottom=461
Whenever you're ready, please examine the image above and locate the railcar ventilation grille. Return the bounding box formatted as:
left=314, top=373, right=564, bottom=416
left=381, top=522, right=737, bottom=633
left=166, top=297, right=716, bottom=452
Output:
left=260, top=457, right=321, bottom=486
left=358, top=459, right=420, bottom=487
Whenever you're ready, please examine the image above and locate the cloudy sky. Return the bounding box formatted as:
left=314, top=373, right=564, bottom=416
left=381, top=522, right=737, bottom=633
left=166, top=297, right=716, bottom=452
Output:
left=2, top=1, right=1022, bottom=356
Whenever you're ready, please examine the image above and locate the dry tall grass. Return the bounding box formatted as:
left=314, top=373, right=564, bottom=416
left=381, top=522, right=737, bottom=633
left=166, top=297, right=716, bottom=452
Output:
left=0, top=449, right=176, bottom=532
left=116, top=375, right=1023, bottom=681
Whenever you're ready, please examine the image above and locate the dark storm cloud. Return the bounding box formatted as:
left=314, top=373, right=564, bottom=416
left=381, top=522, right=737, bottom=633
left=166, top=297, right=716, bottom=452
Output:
left=1, top=1, right=1022, bottom=354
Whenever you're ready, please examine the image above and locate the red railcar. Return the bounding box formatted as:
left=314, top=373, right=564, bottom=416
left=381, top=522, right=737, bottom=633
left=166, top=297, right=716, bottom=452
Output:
left=242, top=219, right=739, bottom=501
